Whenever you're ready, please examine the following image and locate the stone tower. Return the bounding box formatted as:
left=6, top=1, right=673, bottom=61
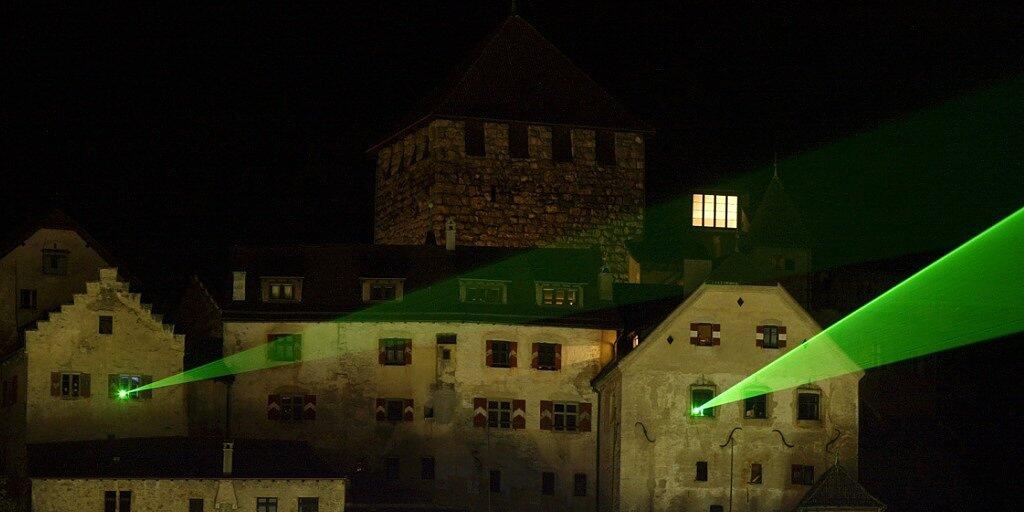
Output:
left=369, top=14, right=650, bottom=279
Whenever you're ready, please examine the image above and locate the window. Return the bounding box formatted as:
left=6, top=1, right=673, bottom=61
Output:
left=691, top=388, right=715, bottom=417
left=552, top=126, right=572, bottom=162
left=386, top=399, right=405, bottom=422
left=119, top=491, right=132, bottom=512
left=744, top=394, right=767, bottom=419
left=99, top=315, right=113, bottom=335
left=536, top=343, right=557, bottom=370
left=710, top=506, right=724, bottom=512
left=692, top=194, right=739, bottom=229
left=424, top=407, right=434, bottom=419
left=695, top=461, right=708, bottom=481
left=553, top=402, right=578, bottom=431
left=384, top=457, right=400, bottom=479
left=537, top=282, right=582, bottom=307
left=692, top=322, right=715, bottom=346
left=460, top=279, right=507, bottom=304
left=773, top=256, right=796, bottom=271
left=542, top=472, right=555, bottom=495
left=750, top=463, right=763, bottom=484
left=60, top=372, right=82, bottom=398
left=380, top=338, right=408, bottom=366
left=42, top=249, right=69, bottom=275
left=18, top=289, right=36, bottom=309
left=421, top=457, right=435, bottom=480
left=109, top=374, right=150, bottom=400
left=261, top=277, right=302, bottom=302
left=487, top=400, right=512, bottom=429
left=104, top=491, right=116, bottom=512
left=189, top=499, right=204, bottom=512
left=298, top=498, right=319, bottom=512
left=509, top=123, right=529, bottom=158
left=464, top=120, right=485, bottom=156
left=362, top=278, right=404, bottom=302
left=761, top=325, right=780, bottom=349
left=280, top=395, right=307, bottom=421
left=573, top=473, right=587, bottom=496
left=791, top=464, right=814, bottom=485
left=267, top=334, right=302, bottom=362
left=797, top=392, right=820, bottom=420
left=256, top=497, right=278, bottom=512
left=490, top=340, right=512, bottom=368
left=596, top=130, right=616, bottom=166
left=489, top=470, right=501, bottom=493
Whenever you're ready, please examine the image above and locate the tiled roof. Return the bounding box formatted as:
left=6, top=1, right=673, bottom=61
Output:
left=747, top=175, right=811, bottom=248
left=371, top=15, right=650, bottom=150
left=795, top=463, right=886, bottom=511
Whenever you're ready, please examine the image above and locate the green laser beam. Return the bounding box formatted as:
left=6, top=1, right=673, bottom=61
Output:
left=695, top=205, right=1024, bottom=413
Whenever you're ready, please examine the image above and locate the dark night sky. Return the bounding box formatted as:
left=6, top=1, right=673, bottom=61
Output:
left=4, top=1, right=1023, bottom=261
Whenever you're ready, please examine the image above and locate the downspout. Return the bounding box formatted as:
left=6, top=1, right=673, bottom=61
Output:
left=594, top=387, right=600, bottom=512
left=720, top=427, right=742, bottom=512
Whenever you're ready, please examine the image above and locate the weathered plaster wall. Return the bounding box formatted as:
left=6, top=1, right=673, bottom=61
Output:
left=0, top=228, right=109, bottom=346
left=0, top=353, right=28, bottom=496
left=215, top=320, right=611, bottom=511
left=32, top=477, right=346, bottom=512
left=24, top=268, right=186, bottom=443
left=604, top=285, right=860, bottom=512
left=374, top=119, right=645, bottom=278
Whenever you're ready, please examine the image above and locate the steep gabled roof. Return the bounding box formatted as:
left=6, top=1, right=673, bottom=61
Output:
left=370, top=15, right=650, bottom=151
left=747, top=175, right=811, bottom=248
left=0, top=209, right=117, bottom=264
left=795, top=463, right=886, bottom=511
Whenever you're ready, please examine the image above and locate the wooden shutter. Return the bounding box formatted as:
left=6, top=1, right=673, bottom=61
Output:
left=473, top=397, right=488, bottom=427
left=140, top=375, right=153, bottom=399
left=508, top=341, right=518, bottom=368
left=404, top=339, right=413, bottom=366
left=304, top=395, right=317, bottom=420
left=378, top=339, right=387, bottom=365
left=50, top=372, right=60, bottom=397
left=531, top=343, right=539, bottom=369
left=375, top=398, right=387, bottom=421
left=80, top=373, right=90, bottom=398
left=485, top=340, right=494, bottom=367
left=403, top=398, right=415, bottom=422
left=554, top=344, right=562, bottom=370
left=108, top=374, right=119, bottom=398
left=712, top=324, right=722, bottom=345
left=755, top=326, right=764, bottom=347
left=540, top=400, right=553, bottom=430
left=512, top=399, right=526, bottom=429
left=294, top=335, right=303, bottom=361
left=578, top=402, right=592, bottom=431
left=267, top=394, right=281, bottom=420
left=778, top=326, right=788, bottom=348
left=689, top=323, right=700, bottom=344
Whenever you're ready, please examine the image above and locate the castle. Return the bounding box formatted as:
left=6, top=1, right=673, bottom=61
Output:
left=0, top=13, right=882, bottom=512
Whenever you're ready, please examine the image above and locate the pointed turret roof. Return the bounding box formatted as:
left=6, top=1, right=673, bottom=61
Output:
left=795, top=463, right=886, bottom=511
left=370, top=15, right=650, bottom=150
left=747, top=175, right=811, bottom=248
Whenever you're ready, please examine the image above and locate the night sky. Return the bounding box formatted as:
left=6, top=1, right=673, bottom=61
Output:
left=6, top=1, right=1022, bottom=259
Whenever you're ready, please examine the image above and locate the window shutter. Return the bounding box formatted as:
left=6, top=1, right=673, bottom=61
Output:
left=378, top=340, right=387, bottom=365
left=531, top=343, right=539, bottom=369
left=755, top=325, right=764, bottom=347
left=689, top=323, right=700, bottom=344
left=304, top=395, right=317, bottom=420
left=473, top=397, right=488, bottom=427
left=405, top=340, right=413, bottom=366
left=778, top=326, right=787, bottom=348
left=512, top=399, right=526, bottom=429
left=485, top=340, right=494, bottom=367
left=554, top=344, right=562, bottom=370
left=80, top=373, right=91, bottom=398
left=140, top=375, right=153, bottom=399
left=108, top=374, right=119, bottom=398
left=267, top=394, right=281, bottom=421
left=294, top=336, right=303, bottom=361
left=403, top=398, right=415, bottom=422
left=712, top=324, right=722, bottom=345
left=508, top=341, right=518, bottom=368
left=539, top=400, right=553, bottom=430
left=578, top=402, right=592, bottom=432
left=50, top=372, right=60, bottom=397
left=375, top=398, right=387, bottom=422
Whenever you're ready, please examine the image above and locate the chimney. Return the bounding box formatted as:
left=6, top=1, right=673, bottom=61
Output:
left=445, top=217, right=457, bottom=251
left=599, top=265, right=614, bottom=302
left=231, top=271, right=246, bottom=301
left=222, top=442, right=234, bottom=476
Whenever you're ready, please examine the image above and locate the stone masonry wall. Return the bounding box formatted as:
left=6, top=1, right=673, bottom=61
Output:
left=374, top=119, right=645, bottom=279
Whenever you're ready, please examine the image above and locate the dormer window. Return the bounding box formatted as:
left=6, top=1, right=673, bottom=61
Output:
left=536, top=282, right=583, bottom=307
left=362, top=278, right=404, bottom=303
left=41, top=249, right=69, bottom=275
left=460, top=279, right=507, bottom=304
left=261, top=277, right=302, bottom=303
left=692, top=194, right=738, bottom=229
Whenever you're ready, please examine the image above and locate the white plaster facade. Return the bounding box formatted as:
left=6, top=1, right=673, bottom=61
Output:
left=595, top=284, right=861, bottom=512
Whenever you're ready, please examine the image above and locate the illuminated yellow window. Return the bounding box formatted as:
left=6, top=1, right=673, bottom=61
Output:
left=692, top=194, right=738, bottom=229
